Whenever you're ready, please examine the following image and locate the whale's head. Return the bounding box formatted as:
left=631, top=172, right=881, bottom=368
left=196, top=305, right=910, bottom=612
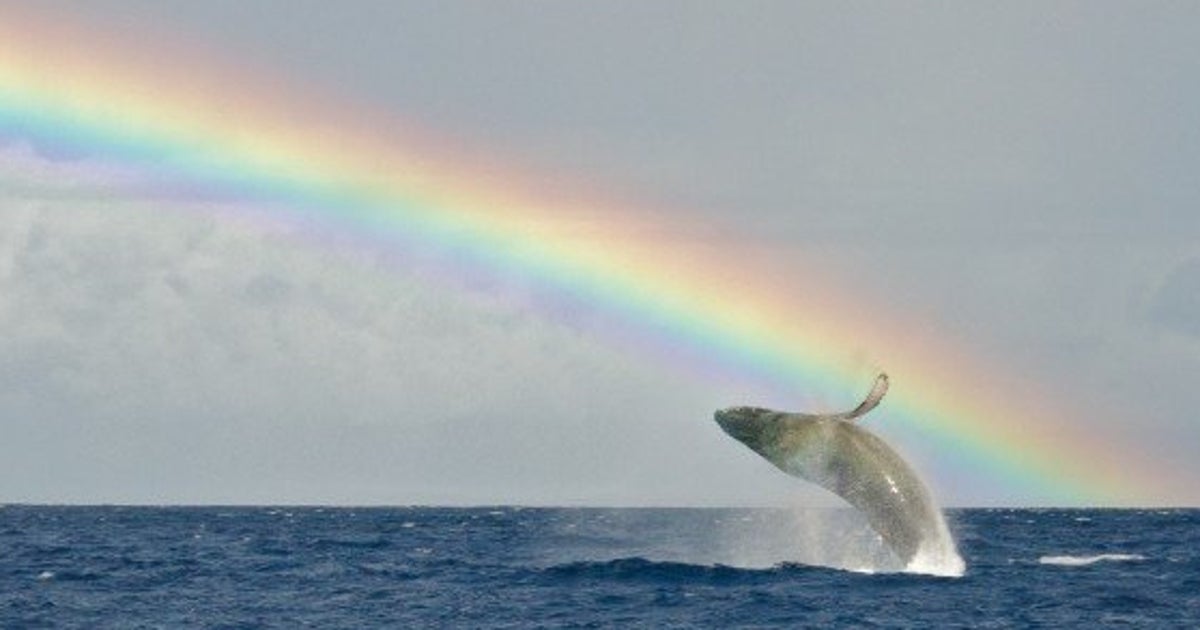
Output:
left=714, top=406, right=781, bottom=455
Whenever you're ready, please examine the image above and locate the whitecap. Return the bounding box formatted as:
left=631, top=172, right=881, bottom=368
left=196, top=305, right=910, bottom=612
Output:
left=36, top=571, right=54, bottom=581
left=1038, top=553, right=1145, bottom=566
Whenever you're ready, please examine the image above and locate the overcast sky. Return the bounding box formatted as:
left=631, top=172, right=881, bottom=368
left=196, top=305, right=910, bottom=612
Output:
left=1, top=2, right=1198, bottom=506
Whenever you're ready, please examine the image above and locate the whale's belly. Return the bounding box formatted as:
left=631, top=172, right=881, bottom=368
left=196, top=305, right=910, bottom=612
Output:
left=769, top=421, right=941, bottom=563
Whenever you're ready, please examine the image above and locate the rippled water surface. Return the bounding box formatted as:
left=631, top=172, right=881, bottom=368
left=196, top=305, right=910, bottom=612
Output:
left=3, top=506, right=1198, bottom=627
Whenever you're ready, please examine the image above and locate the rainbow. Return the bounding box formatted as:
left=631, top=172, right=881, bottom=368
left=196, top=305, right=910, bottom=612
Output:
left=0, top=8, right=1180, bottom=505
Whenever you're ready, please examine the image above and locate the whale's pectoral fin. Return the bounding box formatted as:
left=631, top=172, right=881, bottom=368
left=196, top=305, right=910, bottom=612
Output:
left=837, top=373, right=889, bottom=421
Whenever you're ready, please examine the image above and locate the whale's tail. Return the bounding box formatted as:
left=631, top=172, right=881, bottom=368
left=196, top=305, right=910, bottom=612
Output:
left=836, top=373, right=889, bottom=421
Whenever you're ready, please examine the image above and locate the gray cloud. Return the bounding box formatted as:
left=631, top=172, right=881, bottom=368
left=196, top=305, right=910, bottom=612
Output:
left=0, top=166, right=818, bottom=506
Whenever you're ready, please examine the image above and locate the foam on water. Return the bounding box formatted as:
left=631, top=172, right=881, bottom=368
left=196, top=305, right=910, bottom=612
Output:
left=1038, top=553, right=1145, bottom=566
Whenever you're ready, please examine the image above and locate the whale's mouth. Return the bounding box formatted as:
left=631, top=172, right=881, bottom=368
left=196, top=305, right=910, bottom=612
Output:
left=715, top=406, right=769, bottom=419
left=713, top=407, right=770, bottom=447
left=714, top=407, right=748, bottom=430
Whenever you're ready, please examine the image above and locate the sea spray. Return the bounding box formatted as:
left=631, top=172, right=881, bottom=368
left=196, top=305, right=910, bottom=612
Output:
left=536, top=507, right=887, bottom=571
left=904, top=510, right=965, bottom=577
left=713, top=506, right=964, bottom=576
left=701, top=508, right=877, bottom=571
left=536, top=506, right=963, bottom=576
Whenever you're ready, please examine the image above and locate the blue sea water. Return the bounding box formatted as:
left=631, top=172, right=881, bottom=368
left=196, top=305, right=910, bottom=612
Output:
left=2, top=506, right=1198, bottom=627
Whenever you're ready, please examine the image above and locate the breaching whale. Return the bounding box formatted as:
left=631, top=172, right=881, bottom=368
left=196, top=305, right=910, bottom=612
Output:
left=714, top=374, right=949, bottom=567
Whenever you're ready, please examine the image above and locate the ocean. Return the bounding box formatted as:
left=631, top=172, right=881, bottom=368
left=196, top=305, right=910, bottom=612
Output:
left=3, top=506, right=1197, bottom=627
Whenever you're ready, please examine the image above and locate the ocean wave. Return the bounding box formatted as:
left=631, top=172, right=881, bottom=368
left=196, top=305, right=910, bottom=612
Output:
left=540, top=556, right=908, bottom=583
left=544, top=557, right=766, bottom=582
left=309, top=536, right=390, bottom=550
left=1038, top=553, right=1146, bottom=567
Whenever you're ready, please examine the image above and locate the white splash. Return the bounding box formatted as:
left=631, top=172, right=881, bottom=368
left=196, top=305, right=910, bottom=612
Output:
left=1038, top=553, right=1145, bottom=566
left=902, top=509, right=965, bottom=577
left=715, top=507, right=964, bottom=577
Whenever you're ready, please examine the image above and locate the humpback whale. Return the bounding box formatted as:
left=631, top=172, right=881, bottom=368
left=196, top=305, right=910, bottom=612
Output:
left=714, top=374, right=954, bottom=568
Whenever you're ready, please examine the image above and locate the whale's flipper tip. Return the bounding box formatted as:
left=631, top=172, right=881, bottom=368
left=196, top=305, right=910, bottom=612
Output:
left=843, top=372, right=889, bottom=421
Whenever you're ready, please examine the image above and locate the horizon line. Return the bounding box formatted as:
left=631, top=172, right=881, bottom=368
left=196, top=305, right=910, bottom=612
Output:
left=2, top=502, right=1195, bottom=510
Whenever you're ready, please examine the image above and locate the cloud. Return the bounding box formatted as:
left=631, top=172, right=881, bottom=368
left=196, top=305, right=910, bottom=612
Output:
left=0, top=149, right=806, bottom=505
